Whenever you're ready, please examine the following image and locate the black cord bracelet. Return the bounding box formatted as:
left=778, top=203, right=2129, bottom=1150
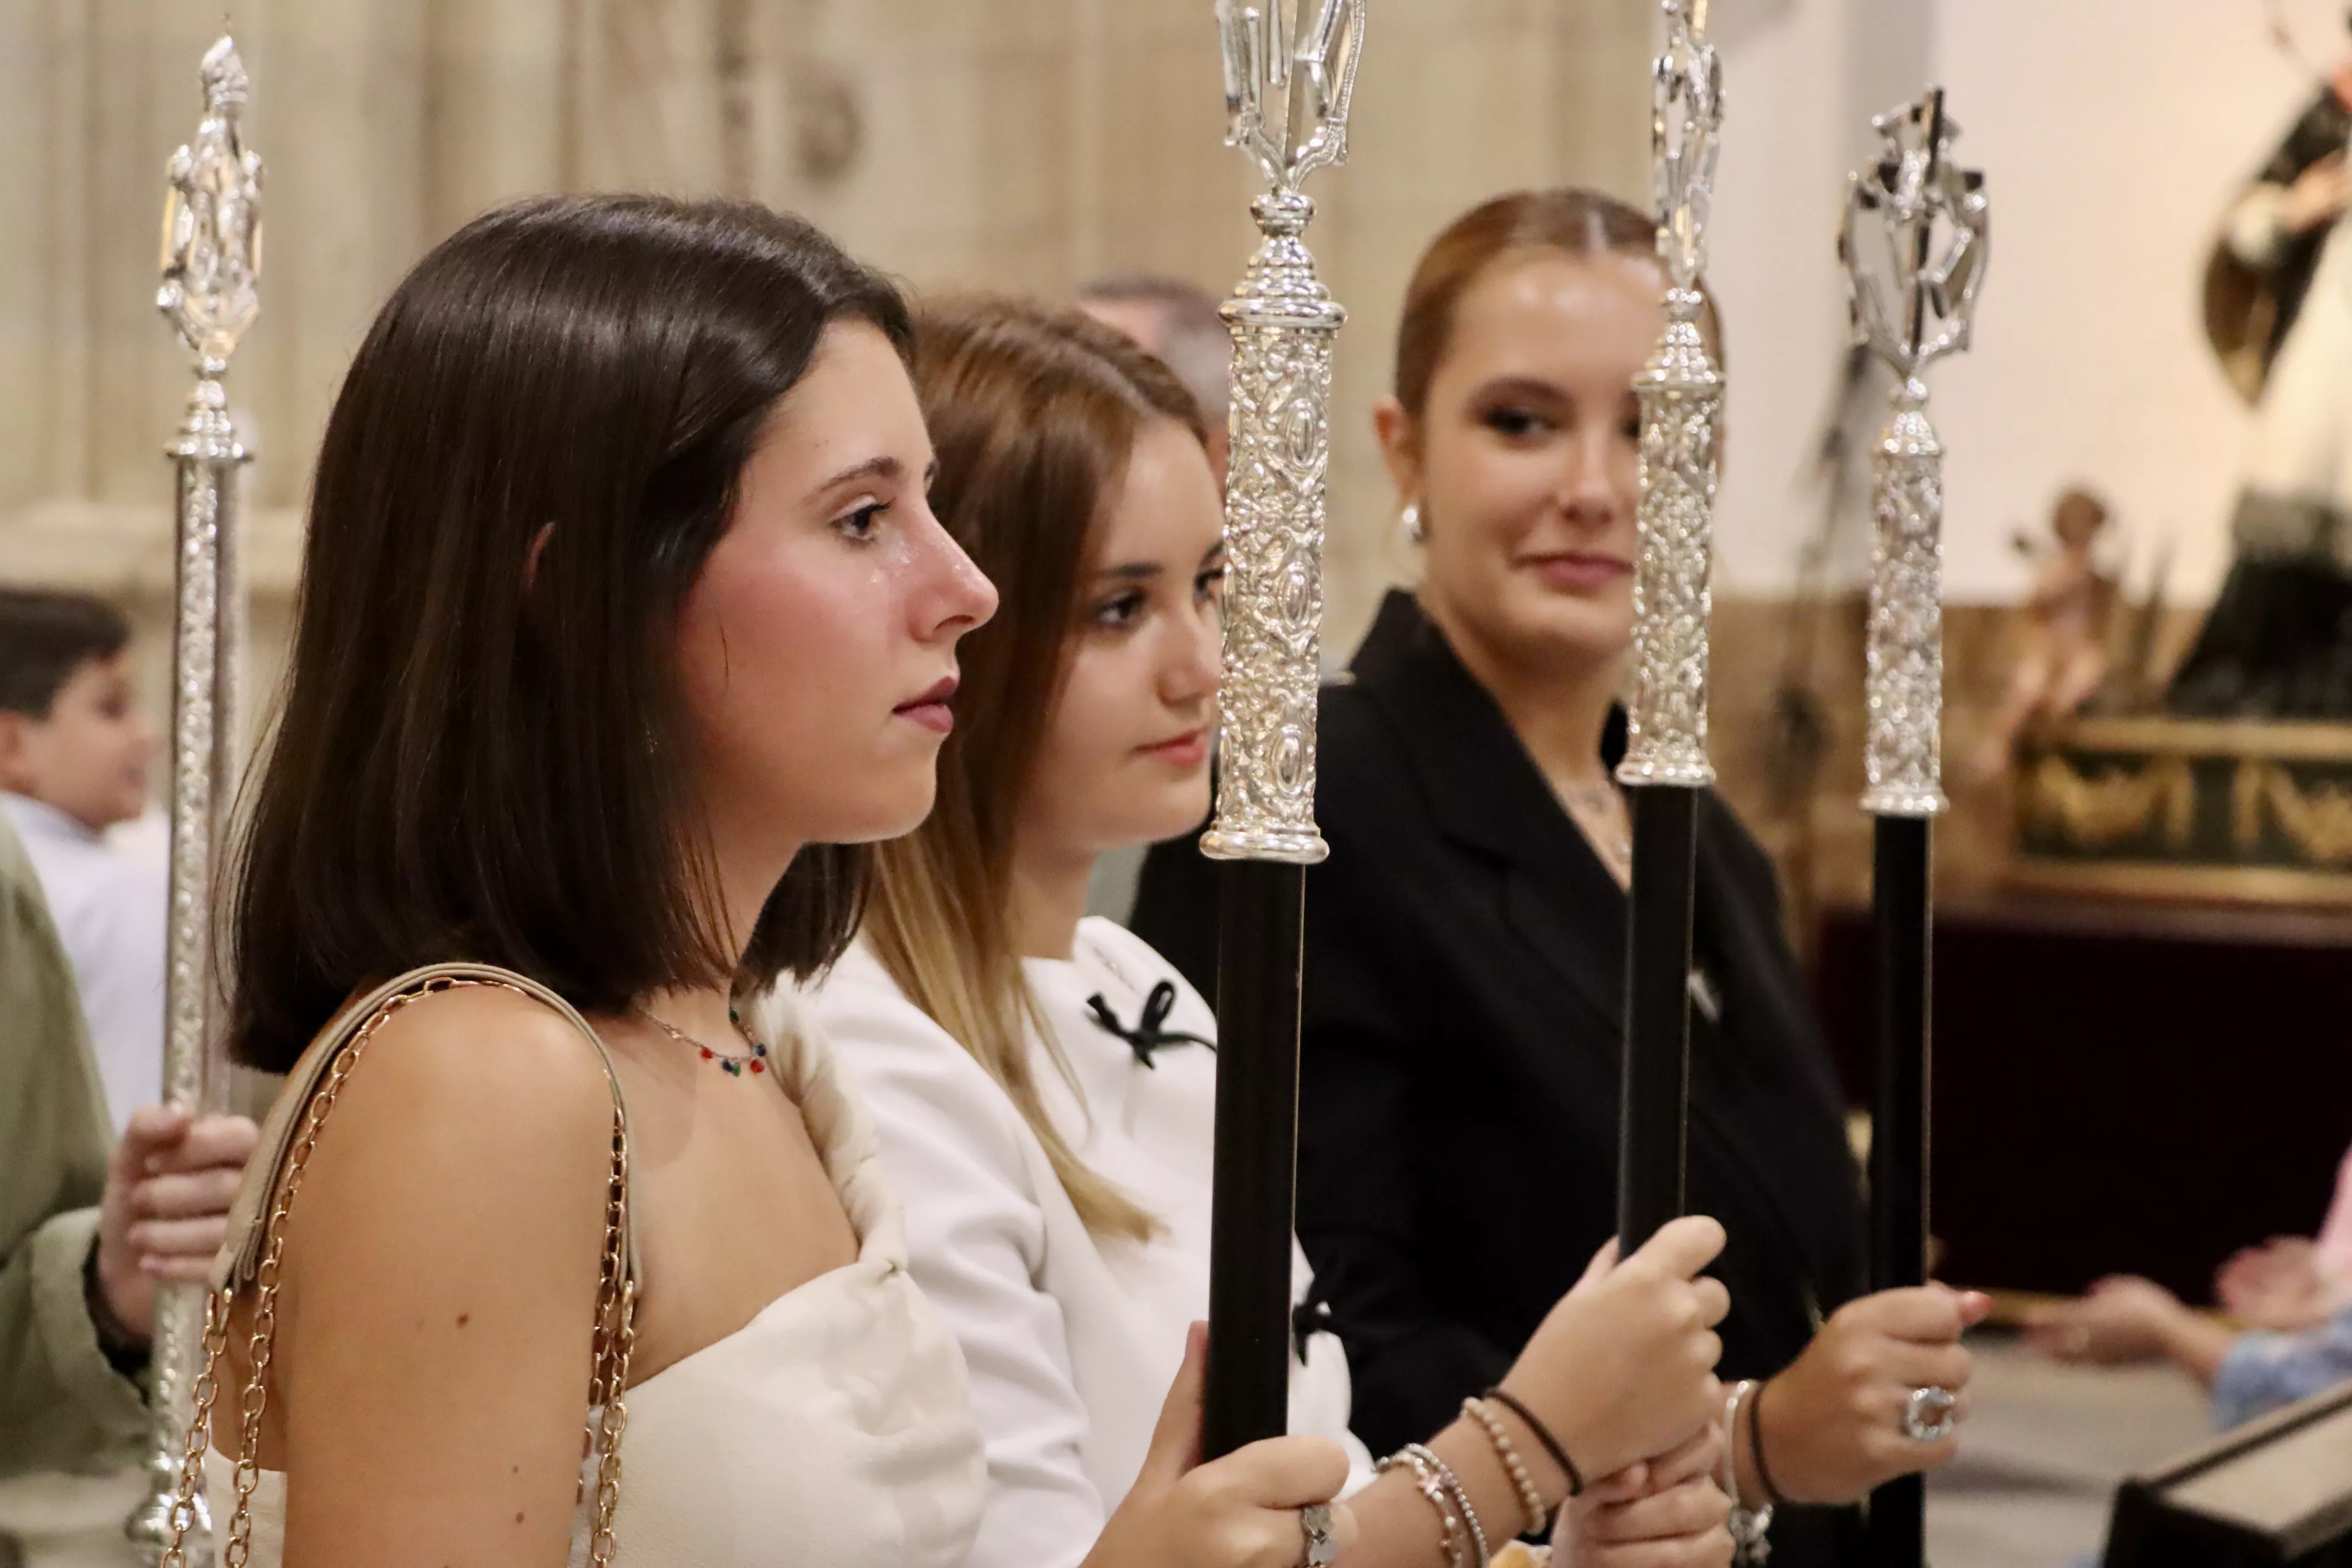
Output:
left=1747, top=1376, right=1790, bottom=1507
left=81, top=1237, right=151, bottom=1381
left=1480, top=1386, right=1585, bottom=1498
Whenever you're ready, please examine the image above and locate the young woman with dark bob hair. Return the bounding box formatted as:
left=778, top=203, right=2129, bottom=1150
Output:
left=802, top=296, right=1739, bottom=1568
left=198, top=195, right=1348, bottom=1568
left=1133, top=190, right=1991, bottom=1567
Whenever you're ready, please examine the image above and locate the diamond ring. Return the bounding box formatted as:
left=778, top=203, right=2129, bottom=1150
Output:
left=1902, top=1384, right=1959, bottom=1442
left=1299, top=1502, right=1338, bottom=1568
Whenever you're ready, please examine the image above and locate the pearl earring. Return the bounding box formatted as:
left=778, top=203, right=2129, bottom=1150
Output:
left=1399, top=501, right=1425, bottom=545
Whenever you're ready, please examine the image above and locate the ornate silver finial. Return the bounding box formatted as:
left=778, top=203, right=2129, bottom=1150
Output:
left=1652, top=0, right=1723, bottom=296
left=1617, top=0, right=1725, bottom=790
left=1200, top=0, right=1362, bottom=866
left=1841, top=92, right=1988, bottom=386
left=1217, top=0, right=1362, bottom=198
left=1841, top=89, right=1989, bottom=818
left=158, top=35, right=264, bottom=380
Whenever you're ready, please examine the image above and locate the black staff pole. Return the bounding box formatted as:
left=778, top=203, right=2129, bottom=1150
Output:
left=1617, top=0, right=1724, bottom=1253
left=1866, top=815, right=1933, bottom=1565
left=1205, top=862, right=1308, bottom=1454
left=1840, top=85, right=1989, bottom=1568
left=1198, top=0, right=1361, bottom=1460
left=1619, top=788, right=1699, bottom=1248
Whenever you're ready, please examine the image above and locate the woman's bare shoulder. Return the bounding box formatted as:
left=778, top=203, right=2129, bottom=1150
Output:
left=246, top=983, right=630, bottom=1557
left=354, top=980, right=617, bottom=1102
left=322, top=980, right=616, bottom=1128
left=276, top=981, right=620, bottom=1295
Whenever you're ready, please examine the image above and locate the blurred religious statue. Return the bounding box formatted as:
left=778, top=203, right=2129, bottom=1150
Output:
left=2171, top=14, right=2352, bottom=717
left=1975, top=488, right=2118, bottom=779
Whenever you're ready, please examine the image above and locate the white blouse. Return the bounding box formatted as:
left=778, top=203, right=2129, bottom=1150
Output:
left=805, top=918, right=1369, bottom=1568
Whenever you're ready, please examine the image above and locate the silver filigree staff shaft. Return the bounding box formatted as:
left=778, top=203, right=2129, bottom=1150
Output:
left=1840, top=88, right=1988, bottom=818
left=1200, top=0, right=1361, bottom=865
left=1618, top=0, right=1724, bottom=790
left=129, top=35, right=262, bottom=1568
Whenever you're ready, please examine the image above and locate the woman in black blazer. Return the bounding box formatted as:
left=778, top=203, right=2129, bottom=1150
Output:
left=1133, top=190, right=1985, bottom=1567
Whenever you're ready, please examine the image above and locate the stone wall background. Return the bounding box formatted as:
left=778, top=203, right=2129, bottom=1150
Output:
left=0, top=0, right=2213, bottom=930
left=0, top=0, right=1654, bottom=692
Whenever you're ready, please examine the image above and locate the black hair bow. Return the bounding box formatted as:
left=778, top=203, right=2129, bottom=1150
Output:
left=1084, top=981, right=1214, bottom=1069
left=1292, top=1289, right=1335, bottom=1363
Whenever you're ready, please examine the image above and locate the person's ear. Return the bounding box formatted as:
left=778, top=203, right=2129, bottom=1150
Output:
left=0, top=711, right=36, bottom=793
left=1372, top=396, right=1422, bottom=515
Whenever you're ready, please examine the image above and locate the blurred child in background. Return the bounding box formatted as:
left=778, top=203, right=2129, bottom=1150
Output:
left=0, top=590, right=164, bottom=1132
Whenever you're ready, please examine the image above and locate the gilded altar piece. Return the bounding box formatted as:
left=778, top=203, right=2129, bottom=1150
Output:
left=2013, top=717, right=2352, bottom=903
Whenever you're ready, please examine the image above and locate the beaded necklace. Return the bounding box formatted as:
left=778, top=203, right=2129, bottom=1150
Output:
left=641, top=1005, right=771, bottom=1077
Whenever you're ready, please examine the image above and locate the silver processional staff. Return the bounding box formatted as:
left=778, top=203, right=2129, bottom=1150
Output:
left=132, top=34, right=263, bottom=1568
left=1617, top=0, right=1724, bottom=1255
left=1838, top=85, right=1988, bottom=1568
left=1200, top=0, right=1360, bottom=1460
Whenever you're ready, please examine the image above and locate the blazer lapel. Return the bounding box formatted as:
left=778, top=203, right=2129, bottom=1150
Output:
left=1349, top=592, right=1626, bottom=1030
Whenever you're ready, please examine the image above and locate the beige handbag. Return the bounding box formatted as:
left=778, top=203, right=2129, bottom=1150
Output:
left=162, top=963, right=641, bottom=1568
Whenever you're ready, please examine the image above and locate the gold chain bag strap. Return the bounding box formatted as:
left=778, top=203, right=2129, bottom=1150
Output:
left=160, top=963, right=641, bottom=1568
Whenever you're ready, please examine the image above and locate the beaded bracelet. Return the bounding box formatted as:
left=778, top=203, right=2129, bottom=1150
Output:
left=1462, top=1396, right=1549, bottom=1538
left=1377, top=1447, right=1470, bottom=1568
left=1480, top=1386, right=1586, bottom=1498
left=1404, top=1442, right=1489, bottom=1568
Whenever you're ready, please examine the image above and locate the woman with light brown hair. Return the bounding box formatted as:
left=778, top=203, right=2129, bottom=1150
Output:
left=803, top=295, right=1742, bottom=1568
left=1135, top=188, right=1990, bottom=1567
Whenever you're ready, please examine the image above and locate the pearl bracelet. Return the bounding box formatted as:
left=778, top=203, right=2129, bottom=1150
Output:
left=1462, top=1396, right=1549, bottom=1538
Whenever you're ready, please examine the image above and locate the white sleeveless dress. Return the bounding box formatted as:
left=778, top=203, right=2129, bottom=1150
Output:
left=204, top=991, right=985, bottom=1567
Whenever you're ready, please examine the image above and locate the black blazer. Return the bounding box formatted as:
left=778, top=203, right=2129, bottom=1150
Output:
left=1133, top=592, right=1868, bottom=1561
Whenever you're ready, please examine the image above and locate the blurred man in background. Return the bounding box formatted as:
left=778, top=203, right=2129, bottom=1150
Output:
left=1079, top=275, right=1233, bottom=488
